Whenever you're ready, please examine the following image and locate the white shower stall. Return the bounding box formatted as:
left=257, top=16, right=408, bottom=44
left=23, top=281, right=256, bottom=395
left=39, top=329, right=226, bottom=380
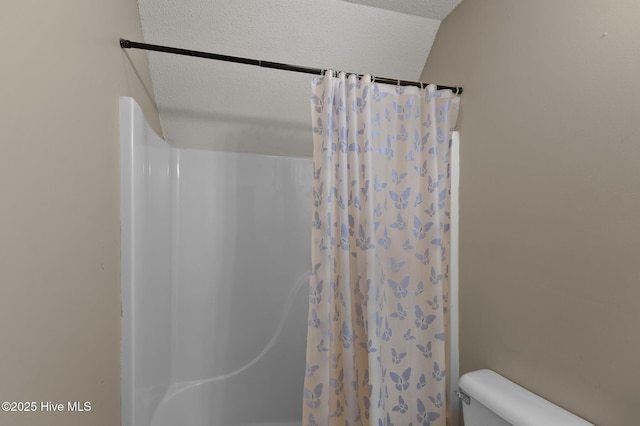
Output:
left=120, top=97, right=312, bottom=426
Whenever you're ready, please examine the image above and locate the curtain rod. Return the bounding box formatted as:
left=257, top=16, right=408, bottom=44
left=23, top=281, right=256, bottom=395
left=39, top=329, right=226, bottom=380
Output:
left=120, top=39, right=462, bottom=94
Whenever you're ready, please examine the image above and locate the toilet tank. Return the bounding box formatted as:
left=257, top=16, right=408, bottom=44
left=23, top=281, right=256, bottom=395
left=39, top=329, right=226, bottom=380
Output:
left=458, top=370, right=594, bottom=426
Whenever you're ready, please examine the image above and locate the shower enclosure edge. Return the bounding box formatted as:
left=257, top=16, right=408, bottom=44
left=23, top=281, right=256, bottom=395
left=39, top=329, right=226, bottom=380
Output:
left=120, top=96, right=173, bottom=426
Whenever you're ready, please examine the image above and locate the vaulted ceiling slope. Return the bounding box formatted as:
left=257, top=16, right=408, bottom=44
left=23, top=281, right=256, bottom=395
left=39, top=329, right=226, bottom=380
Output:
left=137, top=0, right=462, bottom=156
left=343, top=0, right=462, bottom=20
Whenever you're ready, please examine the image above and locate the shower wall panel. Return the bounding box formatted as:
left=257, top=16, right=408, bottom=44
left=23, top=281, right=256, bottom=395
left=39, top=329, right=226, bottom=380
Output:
left=121, top=97, right=311, bottom=426
left=121, top=97, right=173, bottom=426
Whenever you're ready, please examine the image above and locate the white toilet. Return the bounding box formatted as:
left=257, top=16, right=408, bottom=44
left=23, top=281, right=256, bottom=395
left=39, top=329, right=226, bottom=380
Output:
left=457, top=369, right=594, bottom=425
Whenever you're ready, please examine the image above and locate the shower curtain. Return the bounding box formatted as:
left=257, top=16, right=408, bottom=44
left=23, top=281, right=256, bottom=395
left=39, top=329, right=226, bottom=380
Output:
left=303, top=72, right=459, bottom=426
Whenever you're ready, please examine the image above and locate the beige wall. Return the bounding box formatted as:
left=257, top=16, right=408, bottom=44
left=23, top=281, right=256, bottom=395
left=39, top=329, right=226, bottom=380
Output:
left=0, top=1, right=160, bottom=425
left=422, top=1, right=640, bottom=425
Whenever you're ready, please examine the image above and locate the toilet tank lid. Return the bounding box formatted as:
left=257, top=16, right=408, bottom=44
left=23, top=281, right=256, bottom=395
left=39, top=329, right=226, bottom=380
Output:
left=458, top=370, right=594, bottom=426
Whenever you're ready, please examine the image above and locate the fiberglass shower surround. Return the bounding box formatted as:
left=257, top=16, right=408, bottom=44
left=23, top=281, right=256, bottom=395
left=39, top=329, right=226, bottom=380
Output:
left=120, top=97, right=312, bottom=426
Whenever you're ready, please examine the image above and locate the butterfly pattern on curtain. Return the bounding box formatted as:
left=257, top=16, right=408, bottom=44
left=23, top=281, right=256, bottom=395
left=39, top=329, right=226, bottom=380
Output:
left=304, top=72, right=459, bottom=426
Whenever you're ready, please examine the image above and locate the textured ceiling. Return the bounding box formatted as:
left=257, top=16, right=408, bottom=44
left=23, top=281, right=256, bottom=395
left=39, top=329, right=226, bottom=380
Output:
left=137, top=0, right=462, bottom=157
left=342, top=0, right=461, bottom=20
